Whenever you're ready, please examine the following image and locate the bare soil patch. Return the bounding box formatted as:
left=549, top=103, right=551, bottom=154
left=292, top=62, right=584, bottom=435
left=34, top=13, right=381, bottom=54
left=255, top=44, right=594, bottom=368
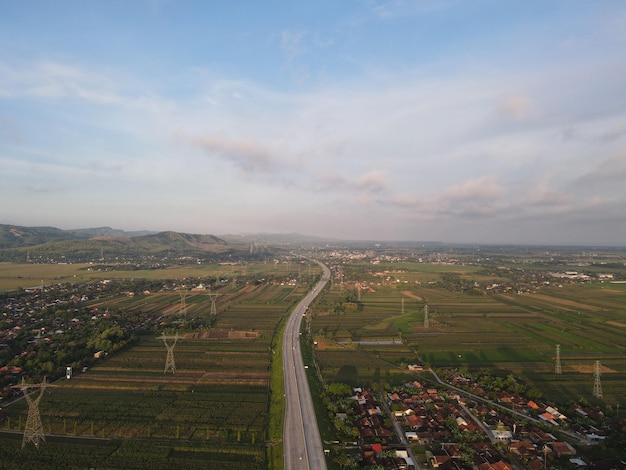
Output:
left=184, top=330, right=259, bottom=339
left=402, top=290, right=423, bottom=301
left=313, top=337, right=345, bottom=350
left=570, top=364, right=617, bottom=374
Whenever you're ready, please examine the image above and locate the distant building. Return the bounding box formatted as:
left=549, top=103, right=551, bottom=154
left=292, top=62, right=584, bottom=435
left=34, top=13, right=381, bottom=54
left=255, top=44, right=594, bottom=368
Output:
left=491, top=421, right=513, bottom=442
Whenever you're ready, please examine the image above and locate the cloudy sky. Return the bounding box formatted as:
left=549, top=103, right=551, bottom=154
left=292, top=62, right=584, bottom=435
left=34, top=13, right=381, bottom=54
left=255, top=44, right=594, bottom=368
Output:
left=1, top=1, right=626, bottom=245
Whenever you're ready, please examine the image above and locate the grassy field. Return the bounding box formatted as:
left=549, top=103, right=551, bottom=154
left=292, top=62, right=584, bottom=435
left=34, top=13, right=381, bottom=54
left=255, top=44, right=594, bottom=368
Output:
left=0, top=261, right=241, bottom=292
left=0, top=260, right=317, bottom=291
left=310, top=262, right=626, bottom=406
left=0, top=261, right=322, bottom=469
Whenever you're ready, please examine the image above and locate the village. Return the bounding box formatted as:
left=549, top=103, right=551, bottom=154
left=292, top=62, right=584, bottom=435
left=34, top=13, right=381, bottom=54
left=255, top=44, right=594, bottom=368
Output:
left=0, top=276, right=186, bottom=401
left=338, top=367, right=623, bottom=470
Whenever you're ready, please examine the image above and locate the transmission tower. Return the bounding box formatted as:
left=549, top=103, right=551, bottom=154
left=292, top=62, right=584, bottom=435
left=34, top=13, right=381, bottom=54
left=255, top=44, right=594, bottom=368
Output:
left=160, top=334, right=179, bottom=374
left=18, top=377, right=47, bottom=449
left=178, top=288, right=188, bottom=315
left=423, top=304, right=429, bottom=329
left=208, top=292, right=220, bottom=316
left=555, top=344, right=562, bottom=375
left=401, top=298, right=405, bottom=315
left=592, top=360, right=603, bottom=399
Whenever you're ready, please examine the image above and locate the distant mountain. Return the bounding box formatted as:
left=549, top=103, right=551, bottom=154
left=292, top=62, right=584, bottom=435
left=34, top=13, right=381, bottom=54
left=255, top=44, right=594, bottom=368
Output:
left=219, top=232, right=340, bottom=246
left=0, top=225, right=78, bottom=249
left=66, top=226, right=156, bottom=239
left=137, top=231, right=227, bottom=251
left=0, top=224, right=154, bottom=249
left=0, top=225, right=237, bottom=262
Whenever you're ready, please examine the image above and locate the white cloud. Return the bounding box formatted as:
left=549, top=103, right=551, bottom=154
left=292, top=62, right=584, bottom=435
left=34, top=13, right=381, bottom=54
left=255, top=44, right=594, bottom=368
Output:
left=496, top=95, right=535, bottom=120
left=367, top=0, right=451, bottom=20
left=316, top=170, right=388, bottom=194
left=281, top=30, right=307, bottom=59
left=0, top=116, right=20, bottom=144
left=441, top=175, right=505, bottom=202
left=180, top=132, right=296, bottom=177
left=577, top=152, right=626, bottom=188
left=0, top=60, right=170, bottom=113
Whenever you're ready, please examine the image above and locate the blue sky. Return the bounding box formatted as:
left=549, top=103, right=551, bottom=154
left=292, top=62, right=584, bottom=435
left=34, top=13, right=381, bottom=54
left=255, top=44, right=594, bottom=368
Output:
left=2, top=1, right=626, bottom=244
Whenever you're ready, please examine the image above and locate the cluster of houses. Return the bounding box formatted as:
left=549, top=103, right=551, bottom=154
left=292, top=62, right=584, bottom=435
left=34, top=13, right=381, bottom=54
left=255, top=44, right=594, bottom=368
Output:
left=389, top=384, right=525, bottom=469
left=443, top=369, right=614, bottom=444
left=352, top=388, right=415, bottom=470
left=323, top=247, right=619, bottom=298
left=0, top=279, right=166, bottom=399
left=1, top=280, right=149, bottom=342
left=345, top=381, right=602, bottom=469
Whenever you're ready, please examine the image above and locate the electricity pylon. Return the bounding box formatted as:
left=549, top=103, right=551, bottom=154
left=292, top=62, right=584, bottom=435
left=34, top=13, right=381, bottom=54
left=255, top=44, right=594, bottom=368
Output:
left=592, top=360, right=603, bottom=399
left=555, top=344, right=562, bottom=375
left=208, top=292, right=220, bottom=316
left=19, top=377, right=47, bottom=449
left=178, top=288, right=188, bottom=315
left=423, top=304, right=429, bottom=329
left=160, top=334, right=179, bottom=374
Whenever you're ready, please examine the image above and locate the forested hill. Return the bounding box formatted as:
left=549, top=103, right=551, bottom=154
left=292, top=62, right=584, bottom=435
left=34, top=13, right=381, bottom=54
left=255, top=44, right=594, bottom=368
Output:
left=0, top=225, right=154, bottom=249
left=0, top=224, right=80, bottom=248
left=0, top=225, right=237, bottom=262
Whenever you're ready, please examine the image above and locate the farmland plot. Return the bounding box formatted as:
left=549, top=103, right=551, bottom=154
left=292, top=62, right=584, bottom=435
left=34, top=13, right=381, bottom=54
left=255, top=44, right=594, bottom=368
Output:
left=1, top=273, right=302, bottom=468
left=311, top=262, right=626, bottom=405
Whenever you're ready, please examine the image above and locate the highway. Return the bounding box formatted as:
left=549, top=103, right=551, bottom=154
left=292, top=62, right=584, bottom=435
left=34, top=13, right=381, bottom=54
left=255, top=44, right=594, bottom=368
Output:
left=283, top=260, right=330, bottom=470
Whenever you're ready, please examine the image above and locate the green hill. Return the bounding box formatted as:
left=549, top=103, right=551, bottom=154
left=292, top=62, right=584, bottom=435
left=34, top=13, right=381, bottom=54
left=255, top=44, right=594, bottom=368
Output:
left=0, top=224, right=81, bottom=248
left=0, top=225, right=237, bottom=262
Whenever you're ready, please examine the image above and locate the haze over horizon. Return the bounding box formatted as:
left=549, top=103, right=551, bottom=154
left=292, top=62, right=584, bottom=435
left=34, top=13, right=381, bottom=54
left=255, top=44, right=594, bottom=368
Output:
left=2, top=1, right=625, bottom=246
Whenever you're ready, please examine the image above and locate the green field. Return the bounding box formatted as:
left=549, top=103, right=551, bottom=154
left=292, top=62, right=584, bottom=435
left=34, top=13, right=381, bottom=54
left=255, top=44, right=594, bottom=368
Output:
left=3, top=257, right=626, bottom=467
left=310, top=262, right=626, bottom=406
left=0, top=261, right=322, bottom=469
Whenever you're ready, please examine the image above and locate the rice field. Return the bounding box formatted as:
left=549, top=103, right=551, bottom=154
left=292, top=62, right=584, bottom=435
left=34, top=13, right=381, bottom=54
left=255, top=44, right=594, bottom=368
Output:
left=0, top=262, right=315, bottom=469
left=311, top=263, right=626, bottom=405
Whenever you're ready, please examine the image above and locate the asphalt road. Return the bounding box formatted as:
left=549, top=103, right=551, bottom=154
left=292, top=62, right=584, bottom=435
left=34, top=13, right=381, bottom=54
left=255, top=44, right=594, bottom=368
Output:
left=283, top=260, right=330, bottom=470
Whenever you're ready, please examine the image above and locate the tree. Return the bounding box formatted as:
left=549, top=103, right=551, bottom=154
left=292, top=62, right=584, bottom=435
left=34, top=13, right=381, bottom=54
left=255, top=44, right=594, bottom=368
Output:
left=328, top=382, right=353, bottom=397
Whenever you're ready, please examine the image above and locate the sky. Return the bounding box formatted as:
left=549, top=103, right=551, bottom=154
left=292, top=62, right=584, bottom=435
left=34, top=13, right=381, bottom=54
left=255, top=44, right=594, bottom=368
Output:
left=1, top=1, right=626, bottom=245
